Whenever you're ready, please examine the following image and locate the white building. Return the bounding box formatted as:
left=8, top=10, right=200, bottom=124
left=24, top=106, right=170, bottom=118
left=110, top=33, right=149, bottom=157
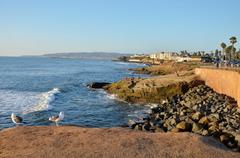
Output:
left=130, top=54, right=149, bottom=58
left=150, top=52, right=178, bottom=60
left=175, top=56, right=192, bottom=62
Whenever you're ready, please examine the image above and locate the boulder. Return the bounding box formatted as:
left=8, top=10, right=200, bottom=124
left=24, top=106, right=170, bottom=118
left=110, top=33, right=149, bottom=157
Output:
left=143, top=123, right=151, bottom=131
left=219, top=134, right=233, bottom=144
left=208, top=125, right=218, bottom=134
left=87, top=82, right=110, bottom=89
left=128, top=120, right=137, bottom=128
left=176, top=121, right=192, bottom=131
left=234, top=134, right=240, bottom=146
left=170, top=128, right=181, bottom=133
left=192, top=123, right=202, bottom=133
left=198, top=116, right=209, bottom=125
left=169, top=118, right=176, bottom=126
left=134, top=124, right=142, bottom=131
left=191, top=112, right=203, bottom=121
left=208, top=114, right=219, bottom=122
left=201, top=130, right=209, bottom=136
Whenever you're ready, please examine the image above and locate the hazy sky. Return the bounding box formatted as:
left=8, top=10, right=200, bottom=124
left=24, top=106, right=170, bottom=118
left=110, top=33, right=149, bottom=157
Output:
left=0, top=0, right=239, bottom=56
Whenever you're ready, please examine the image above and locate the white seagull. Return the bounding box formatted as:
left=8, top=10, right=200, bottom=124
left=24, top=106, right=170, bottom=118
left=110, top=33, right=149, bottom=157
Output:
left=49, top=112, right=64, bottom=126
left=11, top=113, right=23, bottom=126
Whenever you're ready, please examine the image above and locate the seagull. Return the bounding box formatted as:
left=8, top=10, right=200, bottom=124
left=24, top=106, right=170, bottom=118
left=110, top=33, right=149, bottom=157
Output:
left=11, top=113, right=23, bottom=126
left=49, top=112, right=64, bottom=126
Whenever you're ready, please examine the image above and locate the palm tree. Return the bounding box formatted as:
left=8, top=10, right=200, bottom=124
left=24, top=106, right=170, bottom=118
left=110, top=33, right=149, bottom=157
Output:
left=229, top=36, right=237, bottom=61
left=220, top=42, right=226, bottom=60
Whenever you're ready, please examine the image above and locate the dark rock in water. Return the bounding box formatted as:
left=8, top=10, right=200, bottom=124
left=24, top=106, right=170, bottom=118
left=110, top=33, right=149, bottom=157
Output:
left=151, top=107, right=162, bottom=114
left=87, top=82, right=110, bottom=89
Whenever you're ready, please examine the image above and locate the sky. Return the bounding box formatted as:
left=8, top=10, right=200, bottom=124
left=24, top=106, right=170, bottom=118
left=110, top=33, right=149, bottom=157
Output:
left=0, top=0, right=240, bottom=56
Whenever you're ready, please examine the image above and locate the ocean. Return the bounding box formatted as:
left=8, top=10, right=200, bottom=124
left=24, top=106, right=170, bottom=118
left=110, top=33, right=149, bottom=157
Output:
left=0, top=56, right=150, bottom=129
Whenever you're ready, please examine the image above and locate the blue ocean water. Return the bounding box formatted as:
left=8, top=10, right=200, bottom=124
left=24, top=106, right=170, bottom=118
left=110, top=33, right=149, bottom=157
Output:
left=0, top=57, right=150, bottom=129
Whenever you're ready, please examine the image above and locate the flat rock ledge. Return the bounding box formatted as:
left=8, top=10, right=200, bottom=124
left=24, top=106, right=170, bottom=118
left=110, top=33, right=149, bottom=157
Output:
left=0, top=126, right=240, bottom=158
left=104, top=74, right=204, bottom=104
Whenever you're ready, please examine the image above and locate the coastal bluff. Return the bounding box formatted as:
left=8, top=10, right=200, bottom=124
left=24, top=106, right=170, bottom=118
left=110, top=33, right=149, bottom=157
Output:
left=195, top=68, right=240, bottom=107
left=1, top=126, right=239, bottom=158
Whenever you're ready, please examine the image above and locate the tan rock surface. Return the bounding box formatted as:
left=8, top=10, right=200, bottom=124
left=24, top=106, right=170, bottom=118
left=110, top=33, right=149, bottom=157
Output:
left=104, top=72, right=204, bottom=104
left=1, top=126, right=239, bottom=158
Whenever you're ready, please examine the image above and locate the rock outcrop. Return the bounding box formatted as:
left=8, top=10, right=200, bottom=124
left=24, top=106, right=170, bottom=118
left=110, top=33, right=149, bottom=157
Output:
left=104, top=74, right=204, bottom=104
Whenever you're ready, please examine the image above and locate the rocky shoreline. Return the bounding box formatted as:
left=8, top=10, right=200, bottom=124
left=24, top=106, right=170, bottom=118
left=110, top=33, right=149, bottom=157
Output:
left=88, top=62, right=240, bottom=152
left=128, top=84, right=240, bottom=151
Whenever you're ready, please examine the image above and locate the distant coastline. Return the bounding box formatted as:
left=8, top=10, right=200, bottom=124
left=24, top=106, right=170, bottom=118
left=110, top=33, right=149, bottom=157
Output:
left=43, top=52, right=133, bottom=60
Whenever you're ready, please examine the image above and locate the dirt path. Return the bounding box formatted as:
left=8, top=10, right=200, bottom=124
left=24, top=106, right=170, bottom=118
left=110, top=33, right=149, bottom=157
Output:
left=0, top=126, right=239, bottom=158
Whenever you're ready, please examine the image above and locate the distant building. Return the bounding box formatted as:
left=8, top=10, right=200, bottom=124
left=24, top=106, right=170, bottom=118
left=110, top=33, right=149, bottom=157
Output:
left=176, top=56, right=192, bottom=62
left=150, top=52, right=178, bottom=60
left=130, top=54, right=148, bottom=58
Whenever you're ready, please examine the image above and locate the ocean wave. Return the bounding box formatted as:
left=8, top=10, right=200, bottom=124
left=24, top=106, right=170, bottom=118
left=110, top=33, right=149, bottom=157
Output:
left=0, top=88, right=61, bottom=114
left=29, top=88, right=60, bottom=113
left=0, top=90, right=39, bottom=114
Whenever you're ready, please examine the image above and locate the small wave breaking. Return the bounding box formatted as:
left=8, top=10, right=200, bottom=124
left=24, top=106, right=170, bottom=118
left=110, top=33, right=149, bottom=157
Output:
left=106, top=94, right=117, bottom=100
left=29, top=88, right=60, bottom=113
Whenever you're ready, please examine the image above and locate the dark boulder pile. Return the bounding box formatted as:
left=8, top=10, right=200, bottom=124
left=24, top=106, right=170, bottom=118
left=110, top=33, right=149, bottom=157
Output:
left=129, top=85, right=240, bottom=151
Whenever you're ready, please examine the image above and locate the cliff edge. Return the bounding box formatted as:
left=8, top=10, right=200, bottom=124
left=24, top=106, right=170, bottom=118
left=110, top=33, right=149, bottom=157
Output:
left=0, top=126, right=239, bottom=158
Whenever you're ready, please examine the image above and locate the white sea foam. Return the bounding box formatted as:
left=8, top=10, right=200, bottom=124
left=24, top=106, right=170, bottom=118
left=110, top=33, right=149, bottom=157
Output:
left=29, top=88, right=60, bottom=113
left=144, top=103, right=158, bottom=109
left=127, top=108, right=151, bottom=121
left=0, top=90, right=39, bottom=114
left=106, top=94, right=117, bottom=100
left=0, top=88, right=60, bottom=114
left=116, top=62, right=131, bottom=65
left=98, top=90, right=119, bottom=101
